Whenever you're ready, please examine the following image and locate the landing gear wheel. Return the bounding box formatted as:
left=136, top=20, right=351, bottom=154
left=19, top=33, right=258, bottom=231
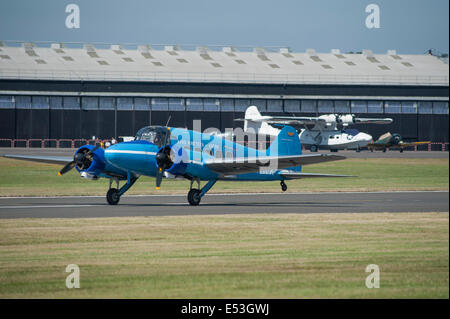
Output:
left=106, top=188, right=120, bottom=205
left=188, top=189, right=201, bottom=206
left=280, top=181, right=287, bottom=192
left=400, top=148, right=404, bottom=153
left=310, top=145, right=318, bottom=152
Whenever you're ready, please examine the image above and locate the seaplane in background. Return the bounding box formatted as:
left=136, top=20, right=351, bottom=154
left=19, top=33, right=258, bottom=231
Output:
left=3, top=125, right=350, bottom=206
left=367, top=132, right=431, bottom=152
left=238, top=106, right=393, bottom=152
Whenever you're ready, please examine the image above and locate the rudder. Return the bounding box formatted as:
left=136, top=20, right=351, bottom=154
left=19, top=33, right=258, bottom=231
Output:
left=266, top=125, right=302, bottom=156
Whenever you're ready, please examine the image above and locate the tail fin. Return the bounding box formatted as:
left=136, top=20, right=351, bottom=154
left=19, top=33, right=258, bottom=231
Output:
left=266, top=125, right=302, bottom=172
left=266, top=125, right=301, bottom=156
left=244, top=106, right=279, bottom=136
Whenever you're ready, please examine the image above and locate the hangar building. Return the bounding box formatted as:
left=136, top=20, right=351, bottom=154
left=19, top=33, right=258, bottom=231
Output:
left=0, top=41, right=448, bottom=147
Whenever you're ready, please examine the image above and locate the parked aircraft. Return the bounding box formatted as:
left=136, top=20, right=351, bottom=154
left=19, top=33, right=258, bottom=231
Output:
left=238, top=106, right=393, bottom=152
left=367, top=132, right=431, bottom=152
left=4, top=125, right=350, bottom=206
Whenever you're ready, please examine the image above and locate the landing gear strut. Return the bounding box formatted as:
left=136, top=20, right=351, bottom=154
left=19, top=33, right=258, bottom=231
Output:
left=106, top=174, right=138, bottom=205
left=187, top=179, right=217, bottom=206
left=280, top=181, right=287, bottom=192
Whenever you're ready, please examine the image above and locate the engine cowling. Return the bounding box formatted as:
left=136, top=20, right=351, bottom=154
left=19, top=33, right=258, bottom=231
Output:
left=155, top=144, right=190, bottom=176
left=390, top=133, right=402, bottom=145
left=74, top=146, right=106, bottom=178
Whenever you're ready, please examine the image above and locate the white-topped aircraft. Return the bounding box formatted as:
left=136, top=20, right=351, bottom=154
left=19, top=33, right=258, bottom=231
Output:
left=238, top=106, right=393, bottom=152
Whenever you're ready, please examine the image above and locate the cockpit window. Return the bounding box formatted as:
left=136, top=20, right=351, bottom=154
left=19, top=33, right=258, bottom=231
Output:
left=135, top=126, right=170, bottom=148
left=342, top=129, right=360, bottom=136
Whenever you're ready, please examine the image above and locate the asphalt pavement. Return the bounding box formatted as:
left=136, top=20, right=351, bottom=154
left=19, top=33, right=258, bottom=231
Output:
left=0, top=191, right=447, bottom=219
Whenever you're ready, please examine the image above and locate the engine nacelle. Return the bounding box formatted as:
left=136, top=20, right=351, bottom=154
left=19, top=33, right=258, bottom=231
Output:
left=74, top=145, right=106, bottom=177
left=163, top=145, right=217, bottom=180
left=165, top=144, right=189, bottom=175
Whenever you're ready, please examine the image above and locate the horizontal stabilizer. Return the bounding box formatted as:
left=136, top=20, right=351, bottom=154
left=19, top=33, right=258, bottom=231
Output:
left=206, top=153, right=345, bottom=175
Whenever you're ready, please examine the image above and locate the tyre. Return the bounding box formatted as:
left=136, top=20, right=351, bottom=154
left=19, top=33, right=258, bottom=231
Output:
left=280, top=181, right=287, bottom=192
left=310, top=145, right=318, bottom=152
left=106, top=188, right=120, bottom=205
left=188, top=189, right=201, bottom=206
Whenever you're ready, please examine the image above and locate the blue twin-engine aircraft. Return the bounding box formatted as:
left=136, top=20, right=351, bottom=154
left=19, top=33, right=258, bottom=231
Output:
left=4, top=125, right=349, bottom=206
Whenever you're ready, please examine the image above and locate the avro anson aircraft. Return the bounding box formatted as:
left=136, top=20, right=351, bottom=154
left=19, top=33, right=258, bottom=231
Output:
left=367, top=132, right=431, bottom=152
left=4, top=125, right=349, bottom=206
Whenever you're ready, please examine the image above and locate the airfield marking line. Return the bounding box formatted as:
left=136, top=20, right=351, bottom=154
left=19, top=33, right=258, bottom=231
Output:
left=0, top=203, right=190, bottom=209
left=0, top=190, right=448, bottom=200
left=0, top=205, right=103, bottom=209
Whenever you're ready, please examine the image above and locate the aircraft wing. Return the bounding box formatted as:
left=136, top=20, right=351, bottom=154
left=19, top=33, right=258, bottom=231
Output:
left=3, top=154, right=73, bottom=165
left=205, top=154, right=345, bottom=175
left=398, top=141, right=431, bottom=147
left=236, top=116, right=325, bottom=127
left=368, top=141, right=431, bottom=149
left=353, top=117, right=393, bottom=124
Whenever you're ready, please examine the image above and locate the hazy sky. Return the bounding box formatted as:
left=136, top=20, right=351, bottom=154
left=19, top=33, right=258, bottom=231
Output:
left=0, top=0, right=448, bottom=54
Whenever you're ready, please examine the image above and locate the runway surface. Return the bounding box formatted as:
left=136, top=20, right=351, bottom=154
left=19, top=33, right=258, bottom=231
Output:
left=0, top=191, right=448, bottom=219
left=0, top=148, right=448, bottom=159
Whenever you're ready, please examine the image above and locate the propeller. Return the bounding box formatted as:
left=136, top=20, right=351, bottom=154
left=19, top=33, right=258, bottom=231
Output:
left=391, top=134, right=402, bottom=145
left=58, top=145, right=100, bottom=176
left=335, top=114, right=344, bottom=130
left=154, top=128, right=172, bottom=189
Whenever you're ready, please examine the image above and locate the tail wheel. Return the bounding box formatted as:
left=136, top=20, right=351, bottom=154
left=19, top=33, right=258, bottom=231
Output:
left=188, top=189, right=201, bottom=206
left=107, top=188, right=120, bottom=205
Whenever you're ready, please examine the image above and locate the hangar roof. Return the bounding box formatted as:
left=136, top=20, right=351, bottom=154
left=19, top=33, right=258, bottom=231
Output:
left=0, top=41, right=448, bottom=86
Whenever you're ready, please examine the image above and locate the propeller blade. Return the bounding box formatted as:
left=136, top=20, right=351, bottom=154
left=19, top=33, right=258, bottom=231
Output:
left=58, top=161, right=76, bottom=176
left=85, top=145, right=100, bottom=158
left=155, top=167, right=163, bottom=190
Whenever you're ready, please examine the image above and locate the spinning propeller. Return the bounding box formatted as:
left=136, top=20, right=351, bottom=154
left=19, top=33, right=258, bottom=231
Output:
left=154, top=128, right=173, bottom=189
left=58, top=145, right=100, bottom=176
left=390, top=133, right=402, bottom=145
